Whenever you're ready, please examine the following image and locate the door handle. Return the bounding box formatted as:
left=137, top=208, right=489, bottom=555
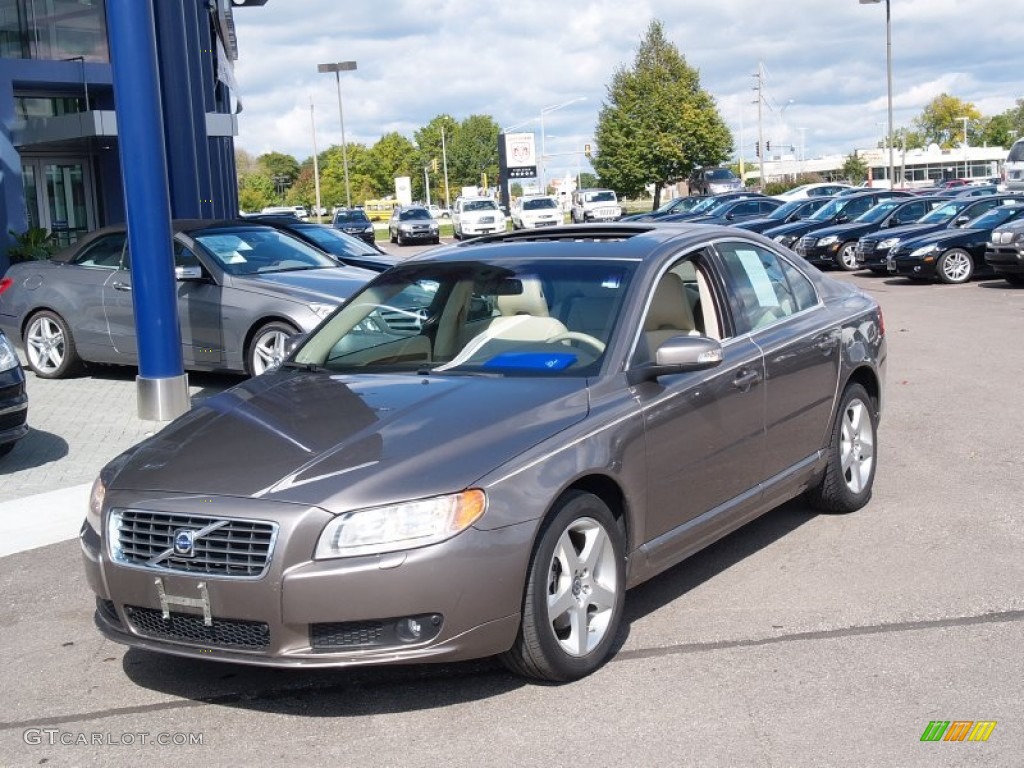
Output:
left=111, top=281, right=132, bottom=292
left=732, top=368, right=762, bottom=391
left=813, top=334, right=838, bottom=352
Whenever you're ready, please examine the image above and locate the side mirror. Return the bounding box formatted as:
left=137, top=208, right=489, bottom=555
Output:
left=955, top=215, right=970, bottom=226
left=627, top=335, right=724, bottom=384
left=835, top=214, right=849, bottom=224
left=175, top=265, right=203, bottom=281
left=725, top=213, right=736, bottom=220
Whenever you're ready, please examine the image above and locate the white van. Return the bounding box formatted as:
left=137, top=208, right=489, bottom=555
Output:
left=1004, top=138, right=1024, bottom=192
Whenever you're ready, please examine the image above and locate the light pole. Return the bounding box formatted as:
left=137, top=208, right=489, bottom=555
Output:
left=310, top=96, right=322, bottom=219
left=440, top=118, right=451, bottom=211
left=860, top=0, right=895, bottom=188
left=957, top=116, right=970, bottom=179
left=540, top=97, right=586, bottom=193
left=317, top=60, right=357, bottom=209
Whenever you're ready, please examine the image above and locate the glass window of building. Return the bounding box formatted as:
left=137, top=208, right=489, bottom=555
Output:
left=0, top=0, right=108, bottom=62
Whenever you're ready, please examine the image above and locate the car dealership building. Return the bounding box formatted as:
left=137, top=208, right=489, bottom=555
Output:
left=0, top=0, right=262, bottom=272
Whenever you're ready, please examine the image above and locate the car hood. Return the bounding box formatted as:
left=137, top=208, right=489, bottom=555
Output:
left=808, top=221, right=876, bottom=239
left=108, top=371, right=589, bottom=511
left=861, top=222, right=947, bottom=243
left=896, top=228, right=983, bottom=251
left=765, top=218, right=833, bottom=238
left=229, top=266, right=374, bottom=304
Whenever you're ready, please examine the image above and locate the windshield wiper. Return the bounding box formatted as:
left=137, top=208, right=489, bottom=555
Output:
left=280, top=361, right=323, bottom=372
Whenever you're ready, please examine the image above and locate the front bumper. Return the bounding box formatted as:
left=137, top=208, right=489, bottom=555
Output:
left=794, top=239, right=841, bottom=266
left=396, top=228, right=438, bottom=242
left=0, top=366, right=28, bottom=447
left=82, top=492, right=532, bottom=667
left=340, top=228, right=376, bottom=245
left=855, top=241, right=895, bottom=270
left=890, top=252, right=937, bottom=279
left=985, top=244, right=1024, bottom=275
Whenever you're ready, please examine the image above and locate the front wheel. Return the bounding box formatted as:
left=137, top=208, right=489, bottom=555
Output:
left=805, top=383, right=877, bottom=513
left=24, top=310, right=82, bottom=379
left=936, top=248, right=973, bottom=284
left=501, top=491, right=625, bottom=682
left=837, top=242, right=860, bottom=271
left=247, top=321, right=298, bottom=376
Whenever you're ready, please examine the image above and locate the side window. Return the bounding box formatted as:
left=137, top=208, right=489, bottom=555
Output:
left=716, top=242, right=817, bottom=333
left=70, top=233, right=126, bottom=268
left=843, top=197, right=873, bottom=218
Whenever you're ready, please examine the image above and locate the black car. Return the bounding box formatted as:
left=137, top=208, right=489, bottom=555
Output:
left=658, top=192, right=766, bottom=223
left=855, top=195, right=1024, bottom=273
left=732, top=197, right=833, bottom=234
left=0, top=329, right=29, bottom=457
left=984, top=218, right=1024, bottom=285
left=245, top=216, right=399, bottom=272
left=794, top=197, right=945, bottom=271
left=389, top=205, right=440, bottom=245
left=621, top=196, right=707, bottom=221
left=332, top=208, right=377, bottom=245
left=765, top=190, right=912, bottom=250
left=683, top=197, right=783, bottom=225
left=889, top=203, right=1024, bottom=283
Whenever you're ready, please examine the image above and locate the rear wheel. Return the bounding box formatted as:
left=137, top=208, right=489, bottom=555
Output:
left=24, top=310, right=82, bottom=379
left=806, top=383, right=877, bottom=513
left=500, top=491, right=625, bottom=682
left=837, top=242, right=860, bottom=271
left=246, top=321, right=298, bottom=377
left=936, top=248, right=973, bottom=284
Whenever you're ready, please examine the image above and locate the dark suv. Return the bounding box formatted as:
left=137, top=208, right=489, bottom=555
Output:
left=332, top=208, right=376, bottom=245
left=688, top=167, right=743, bottom=196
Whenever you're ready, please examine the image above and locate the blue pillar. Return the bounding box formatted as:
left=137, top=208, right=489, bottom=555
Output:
left=107, top=0, right=189, bottom=420
left=183, top=0, right=214, bottom=219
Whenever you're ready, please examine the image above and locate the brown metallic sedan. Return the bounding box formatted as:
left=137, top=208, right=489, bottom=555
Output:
left=82, top=224, right=886, bottom=682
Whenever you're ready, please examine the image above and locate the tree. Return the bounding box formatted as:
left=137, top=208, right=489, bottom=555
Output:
left=979, top=100, right=1024, bottom=148
left=913, top=94, right=982, bottom=149
left=577, top=172, right=600, bottom=189
left=414, top=114, right=459, bottom=205
left=593, top=19, right=733, bottom=208
left=842, top=153, right=868, bottom=184
left=238, top=172, right=275, bottom=213
left=448, top=114, right=500, bottom=191
left=256, top=151, right=301, bottom=186
left=370, top=132, right=419, bottom=196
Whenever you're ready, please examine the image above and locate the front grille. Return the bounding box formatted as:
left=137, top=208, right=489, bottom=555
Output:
left=798, top=236, right=817, bottom=250
left=311, top=620, right=386, bottom=649
left=859, top=241, right=876, bottom=255
left=125, top=605, right=270, bottom=649
left=112, top=509, right=276, bottom=578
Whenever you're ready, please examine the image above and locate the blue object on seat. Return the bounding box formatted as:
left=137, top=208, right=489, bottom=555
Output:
left=482, top=352, right=577, bottom=371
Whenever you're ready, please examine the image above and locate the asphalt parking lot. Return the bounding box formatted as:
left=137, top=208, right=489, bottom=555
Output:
left=1, top=262, right=1022, bottom=767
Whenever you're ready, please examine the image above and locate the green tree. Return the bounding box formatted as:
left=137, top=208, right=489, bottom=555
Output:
left=448, top=114, right=500, bottom=191
left=238, top=172, right=276, bottom=213
left=256, top=151, right=301, bottom=189
left=414, top=114, right=458, bottom=205
left=842, top=152, right=869, bottom=184
left=979, top=100, right=1024, bottom=148
left=370, top=132, right=419, bottom=196
left=577, top=172, right=600, bottom=189
left=593, top=19, right=733, bottom=208
left=913, top=94, right=982, bottom=149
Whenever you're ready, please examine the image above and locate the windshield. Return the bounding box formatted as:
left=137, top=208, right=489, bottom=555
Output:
left=464, top=200, right=498, bottom=212
left=769, top=200, right=807, bottom=219
left=333, top=211, right=369, bottom=224
left=809, top=198, right=851, bottom=221
left=689, top=196, right=729, bottom=214
left=1007, top=140, right=1024, bottom=163
left=399, top=208, right=432, bottom=221
left=919, top=201, right=968, bottom=224
left=856, top=201, right=901, bottom=224
left=522, top=198, right=559, bottom=211
left=584, top=191, right=616, bottom=203
left=193, top=226, right=338, bottom=275
left=967, top=205, right=1024, bottom=229
left=293, top=259, right=637, bottom=377
left=706, top=169, right=736, bottom=180
left=294, top=224, right=378, bottom=255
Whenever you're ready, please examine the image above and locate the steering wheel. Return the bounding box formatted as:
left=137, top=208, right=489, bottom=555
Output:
left=547, top=331, right=606, bottom=353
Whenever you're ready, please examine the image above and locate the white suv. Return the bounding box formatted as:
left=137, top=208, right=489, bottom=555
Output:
left=571, top=189, right=622, bottom=223
left=452, top=197, right=506, bottom=239
left=512, top=195, right=563, bottom=229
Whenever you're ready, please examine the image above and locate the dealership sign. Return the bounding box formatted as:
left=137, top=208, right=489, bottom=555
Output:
left=505, top=133, right=537, bottom=178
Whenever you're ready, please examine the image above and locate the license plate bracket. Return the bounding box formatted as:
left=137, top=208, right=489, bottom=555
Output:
left=154, top=577, right=212, bottom=627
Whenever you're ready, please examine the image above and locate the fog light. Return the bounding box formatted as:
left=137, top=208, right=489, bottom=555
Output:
left=396, top=613, right=443, bottom=643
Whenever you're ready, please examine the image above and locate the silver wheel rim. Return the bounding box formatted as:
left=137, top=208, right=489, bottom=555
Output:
left=251, top=329, right=289, bottom=375
left=545, top=516, right=618, bottom=657
left=942, top=251, right=970, bottom=282
left=840, top=397, right=875, bottom=494
left=840, top=244, right=858, bottom=269
left=26, top=316, right=65, bottom=373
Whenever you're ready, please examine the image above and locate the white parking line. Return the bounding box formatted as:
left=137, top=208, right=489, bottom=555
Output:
left=0, top=483, right=90, bottom=557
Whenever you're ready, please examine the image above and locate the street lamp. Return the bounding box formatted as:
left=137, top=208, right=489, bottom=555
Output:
left=317, top=60, right=357, bottom=209
left=540, top=97, right=586, bottom=193
left=860, top=0, right=895, bottom=188
left=440, top=118, right=452, bottom=211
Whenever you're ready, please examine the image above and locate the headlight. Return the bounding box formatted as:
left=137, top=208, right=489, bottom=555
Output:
left=399, top=224, right=413, bottom=232
left=363, top=225, right=374, bottom=233
left=0, top=333, right=18, bottom=373
left=817, top=235, right=838, bottom=247
left=86, top=475, right=107, bottom=533
left=910, top=244, right=939, bottom=258
left=774, top=235, right=796, bottom=246
left=309, top=302, right=335, bottom=319
left=878, top=237, right=900, bottom=249
left=315, top=489, right=487, bottom=559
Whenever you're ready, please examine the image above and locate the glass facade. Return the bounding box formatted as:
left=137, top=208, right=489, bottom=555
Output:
left=0, top=0, right=108, bottom=62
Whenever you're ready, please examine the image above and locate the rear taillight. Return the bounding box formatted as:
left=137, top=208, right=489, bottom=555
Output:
left=0, top=277, right=13, bottom=296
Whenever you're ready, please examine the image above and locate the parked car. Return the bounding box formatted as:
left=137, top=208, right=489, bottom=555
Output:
left=426, top=204, right=451, bottom=219
left=570, top=188, right=622, bottom=223
left=985, top=217, right=1024, bottom=285
left=731, top=197, right=833, bottom=234
left=0, top=221, right=375, bottom=379
left=888, top=202, right=1024, bottom=283
left=766, top=190, right=911, bottom=248
left=331, top=208, right=376, bottom=246
left=688, top=167, right=743, bottom=195
left=452, top=196, right=507, bottom=239
left=82, top=223, right=885, bottom=682
left=248, top=217, right=400, bottom=272
left=389, top=205, right=441, bottom=246
left=0, top=329, right=29, bottom=457
left=261, top=205, right=309, bottom=220
left=511, top=195, right=563, bottom=229
left=855, top=195, right=1024, bottom=273
left=658, top=192, right=766, bottom=223
left=683, top=197, right=783, bottom=225
left=773, top=182, right=854, bottom=201
left=621, top=196, right=707, bottom=221
left=794, top=196, right=945, bottom=271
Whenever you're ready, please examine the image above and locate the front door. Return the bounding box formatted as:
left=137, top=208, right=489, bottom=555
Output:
left=21, top=157, right=96, bottom=247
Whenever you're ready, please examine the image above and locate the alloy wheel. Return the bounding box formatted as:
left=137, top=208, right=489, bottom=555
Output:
left=840, top=397, right=875, bottom=494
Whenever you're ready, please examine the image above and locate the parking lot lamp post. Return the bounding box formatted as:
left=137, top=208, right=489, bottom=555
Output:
left=957, top=116, right=970, bottom=178
left=860, top=0, right=895, bottom=188
left=440, top=120, right=451, bottom=211
left=317, top=60, right=357, bottom=209
left=540, top=97, right=586, bottom=194
left=310, top=97, right=322, bottom=219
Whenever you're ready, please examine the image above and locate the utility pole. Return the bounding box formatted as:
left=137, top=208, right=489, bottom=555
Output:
left=310, top=97, right=322, bottom=219
left=753, top=63, right=765, bottom=190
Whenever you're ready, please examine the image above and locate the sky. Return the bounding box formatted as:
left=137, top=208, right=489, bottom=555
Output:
left=230, top=0, right=1023, bottom=180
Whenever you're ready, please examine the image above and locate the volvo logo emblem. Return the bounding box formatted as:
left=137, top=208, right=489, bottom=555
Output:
left=173, top=529, right=196, bottom=557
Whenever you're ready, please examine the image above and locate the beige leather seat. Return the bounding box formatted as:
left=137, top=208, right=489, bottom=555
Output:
left=644, top=272, right=697, bottom=351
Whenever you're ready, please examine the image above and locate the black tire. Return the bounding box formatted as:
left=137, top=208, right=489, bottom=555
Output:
left=246, top=320, right=298, bottom=377
left=432, top=237, right=440, bottom=245
left=936, top=248, right=973, bottom=284
left=500, top=491, right=625, bottom=682
left=24, top=310, right=82, bottom=379
left=867, top=267, right=888, bottom=275
left=805, top=383, right=877, bottom=513
left=837, top=242, right=860, bottom=271
left=389, top=229, right=397, bottom=244
left=397, top=232, right=406, bottom=246
left=0, top=442, right=15, bottom=458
